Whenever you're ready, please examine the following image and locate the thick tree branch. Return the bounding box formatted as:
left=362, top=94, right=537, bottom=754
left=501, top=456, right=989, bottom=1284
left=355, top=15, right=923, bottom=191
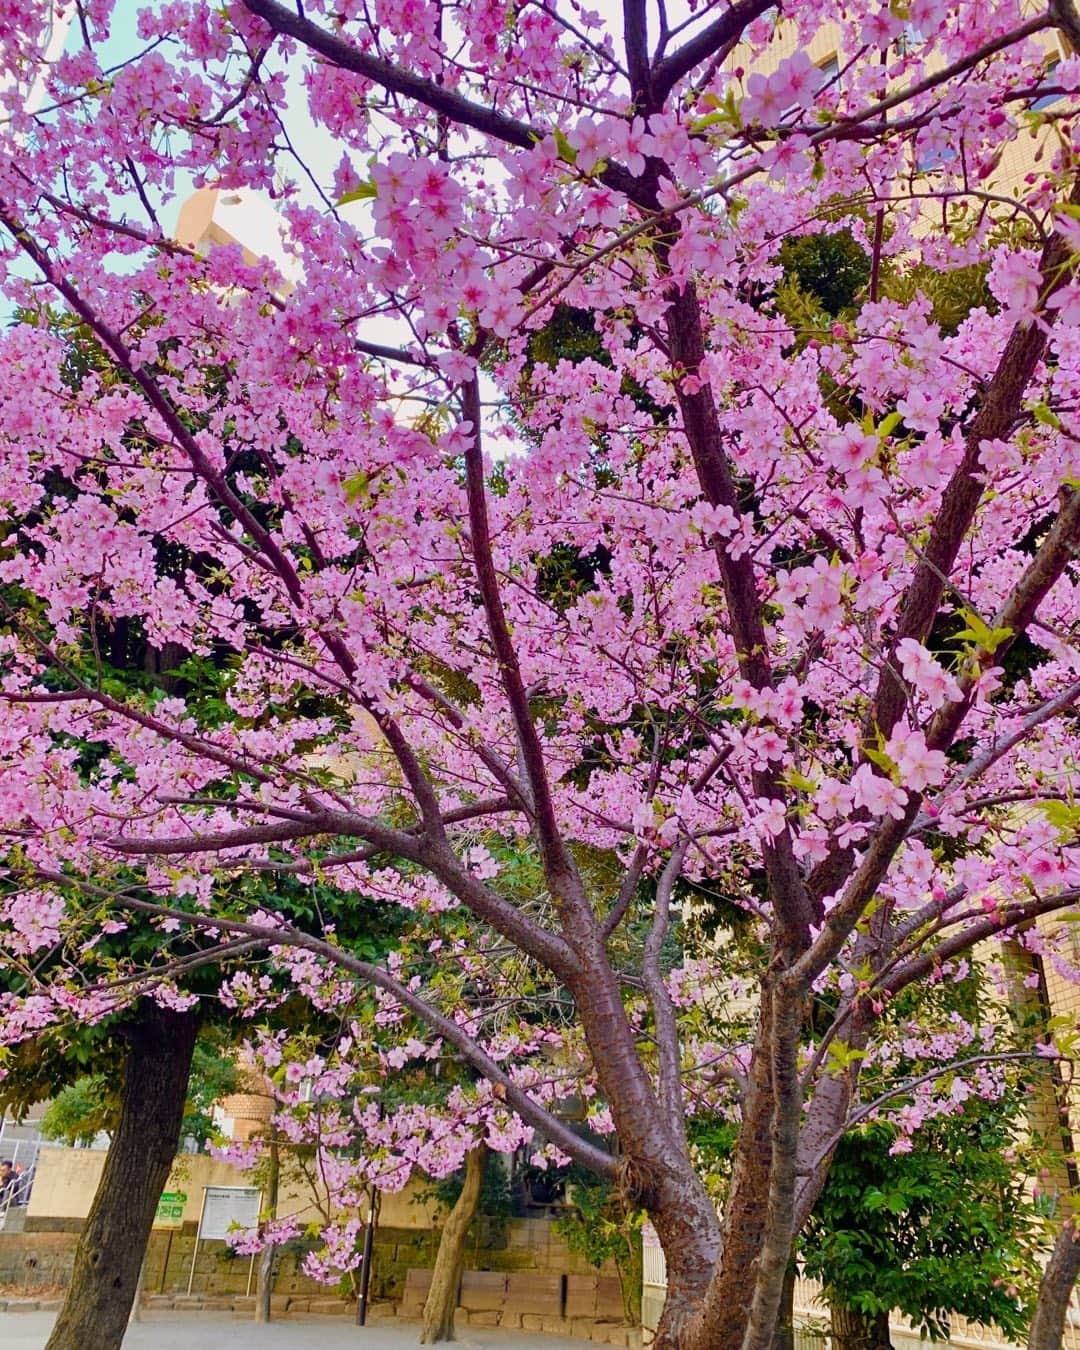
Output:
left=650, top=0, right=776, bottom=107
left=460, top=377, right=589, bottom=924
left=29, top=870, right=616, bottom=1180
left=239, top=0, right=650, bottom=205
left=623, top=0, right=651, bottom=108
left=881, top=889, right=1080, bottom=999
left=641, top=841, right=688, bottom=1143
left=666, top=280, right=815, bottom=948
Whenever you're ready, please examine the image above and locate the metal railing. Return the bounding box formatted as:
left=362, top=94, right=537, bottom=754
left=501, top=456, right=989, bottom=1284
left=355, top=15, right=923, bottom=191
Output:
left=0, top=1119, right=40, bottom=1228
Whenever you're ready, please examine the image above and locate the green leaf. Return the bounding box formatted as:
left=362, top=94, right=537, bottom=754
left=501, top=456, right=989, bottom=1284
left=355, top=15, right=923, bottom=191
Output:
left=863, top=745, right=898, bottom=781
left=344, top=470, right=370, bottom=504
left=877, top=411, right=902, bottom=439
left=553, top=128, right=578, bottom=166
left=825, top=1040, right=868, bottom=1075
left=337, top=180, right=378, bottom=206
left=953, top=607, right=1012, bottom=654
left=1031, top=402, right=1063, bottom=431
left=1039, top=799, right=1080, bottom=839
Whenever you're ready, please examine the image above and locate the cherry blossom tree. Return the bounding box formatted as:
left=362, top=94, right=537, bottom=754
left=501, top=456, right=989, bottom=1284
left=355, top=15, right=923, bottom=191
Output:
left=1, top=1, right=1080, bottom=1347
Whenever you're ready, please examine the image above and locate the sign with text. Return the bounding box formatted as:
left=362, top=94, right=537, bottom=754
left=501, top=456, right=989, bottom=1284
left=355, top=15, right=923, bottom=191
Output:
left=154, top=1190, right=187, bottom=1228
left=197, top=1185, right=261, bottom=1241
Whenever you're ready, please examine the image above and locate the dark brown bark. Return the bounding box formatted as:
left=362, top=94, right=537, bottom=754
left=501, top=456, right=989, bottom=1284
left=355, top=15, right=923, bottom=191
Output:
left=254, top=1131, right=280, bottom=1323
left=830, top=1303, right=893, bottom=1350
left=44, top=1000, right=198, bottom=1350
left=1028, top=1220, right=1080, bottom=1350
left=667, top=279, right=816, bottom=950
left=419, top=1144, right=488, bottom=1343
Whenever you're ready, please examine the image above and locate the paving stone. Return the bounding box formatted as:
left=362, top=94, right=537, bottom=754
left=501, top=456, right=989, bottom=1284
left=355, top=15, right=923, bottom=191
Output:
left=505, top=1271, right=563, bottom=1316
left=565, top=1274, right=598, bottom=1318
left=308, top=1297, right=349, bottom=1315
left=460, top=1270, right=507, bottom=1311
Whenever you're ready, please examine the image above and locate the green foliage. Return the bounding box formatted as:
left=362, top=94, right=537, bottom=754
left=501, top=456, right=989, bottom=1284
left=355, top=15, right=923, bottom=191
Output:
left=880, top=259, right=996, bottom=335
left=777, top=229, right=871, bottom=317
left=525, top=303, right=611, bottom=371
left=39, top=1075, right=113, bottom=1147
left=425, top=1151, right=512, bottom=1225
left=553, top=1167, right=634, bottom=1266
left=182, top=1037, right=242, bottom=1145
left=551, top=1167, right=643, bottom=1322
left=535, top=542, right=612, bottom=613
left=38, top=1030, right=240, bottom=1150
left=801, top=1108, right=1044, bottom=1340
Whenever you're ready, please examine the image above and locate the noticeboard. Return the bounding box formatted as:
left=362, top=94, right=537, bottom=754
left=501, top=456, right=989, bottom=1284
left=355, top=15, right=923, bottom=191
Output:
left=196, top=1185, right=262, bottom=1241
left=154, top=1190, right=187, bottom=1228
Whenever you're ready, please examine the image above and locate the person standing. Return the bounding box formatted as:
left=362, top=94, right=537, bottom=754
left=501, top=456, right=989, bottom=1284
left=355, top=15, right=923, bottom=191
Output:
left=0, top=1160, right=14, bottom=1208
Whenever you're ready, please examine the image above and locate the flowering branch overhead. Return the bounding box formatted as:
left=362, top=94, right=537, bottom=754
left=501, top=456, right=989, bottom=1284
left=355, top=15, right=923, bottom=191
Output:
left=0, top=2, right=1078, bottom=1346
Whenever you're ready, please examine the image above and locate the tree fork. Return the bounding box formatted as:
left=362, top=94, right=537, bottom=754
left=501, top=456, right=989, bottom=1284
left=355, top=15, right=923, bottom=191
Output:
left=44, top=1000, right=198, bottom=1350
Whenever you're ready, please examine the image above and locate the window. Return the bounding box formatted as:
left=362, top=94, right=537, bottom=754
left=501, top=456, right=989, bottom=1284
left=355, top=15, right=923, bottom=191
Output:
left=897, top=23, right=924, bottom=53
left=817, top=54, right=841, bottom=90
left=1033, top=59, right=1062, bottom=111
left=915, top=128, right=959, bottom=173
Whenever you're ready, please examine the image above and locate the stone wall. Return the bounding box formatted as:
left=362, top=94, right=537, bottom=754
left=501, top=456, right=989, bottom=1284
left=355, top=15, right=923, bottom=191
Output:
left=0, top=1230, right=77, bottom=1292
left=8, top=1144, right=634, bottom=1343
left=4, top=1216, right=626, bottom=1317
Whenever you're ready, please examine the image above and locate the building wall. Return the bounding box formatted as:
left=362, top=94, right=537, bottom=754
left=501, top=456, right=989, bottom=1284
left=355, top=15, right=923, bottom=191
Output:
left=6, top=1148, right=626, bottom=1336
left=24, top=1145, right=437, bottom=1231
left=726, top=17, right=1068, bottom=210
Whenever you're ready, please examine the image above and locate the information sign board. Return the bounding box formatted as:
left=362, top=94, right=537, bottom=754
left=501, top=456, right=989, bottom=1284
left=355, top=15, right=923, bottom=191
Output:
left=154, top=1190, right=187, bottom=1228
left=197, top=1185, right=262, bottom=1241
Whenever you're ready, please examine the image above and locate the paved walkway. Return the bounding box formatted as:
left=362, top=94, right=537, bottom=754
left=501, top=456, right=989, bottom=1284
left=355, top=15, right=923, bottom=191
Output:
left=0, top=1310, right=584, bottom=1349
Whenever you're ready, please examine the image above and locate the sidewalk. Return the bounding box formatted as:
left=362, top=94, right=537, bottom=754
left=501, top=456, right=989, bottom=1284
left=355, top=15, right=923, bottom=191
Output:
left=0, top=1309, right=585, bottom=1349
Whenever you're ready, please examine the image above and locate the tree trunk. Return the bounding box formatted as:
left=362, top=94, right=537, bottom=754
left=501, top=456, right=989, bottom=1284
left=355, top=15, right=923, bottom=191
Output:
left=678, top=978, right=804, bottom=1350
left=254, top=1132, right=280, bottom=1323
left=45, top=1000, right=198, bottom=1350
left=771, top=1263, right=796, bottom=1350
left=830, top=1302, right=892, bottom=1350
left=418, top=1144, right=488, bottom=1344
left=1028, top=1219, right=1080, bottom=1350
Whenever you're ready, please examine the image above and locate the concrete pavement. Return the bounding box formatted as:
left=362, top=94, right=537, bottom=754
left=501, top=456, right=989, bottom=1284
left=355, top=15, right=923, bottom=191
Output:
left=0, top=1310, right=585, bottom=1349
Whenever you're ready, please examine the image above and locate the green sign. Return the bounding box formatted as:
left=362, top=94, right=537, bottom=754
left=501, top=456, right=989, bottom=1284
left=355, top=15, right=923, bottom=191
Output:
left=155, top=1191, right=187, bottom=1227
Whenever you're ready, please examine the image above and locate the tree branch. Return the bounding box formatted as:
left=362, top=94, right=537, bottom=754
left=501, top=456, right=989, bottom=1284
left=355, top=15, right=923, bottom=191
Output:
left=641, top=840, right=688, bottom=1143
left=239, top=0, right=650, bottom=204
left=650, top=0, right=776, bottom=107
left=28, top=870, right=617, bottom=1180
